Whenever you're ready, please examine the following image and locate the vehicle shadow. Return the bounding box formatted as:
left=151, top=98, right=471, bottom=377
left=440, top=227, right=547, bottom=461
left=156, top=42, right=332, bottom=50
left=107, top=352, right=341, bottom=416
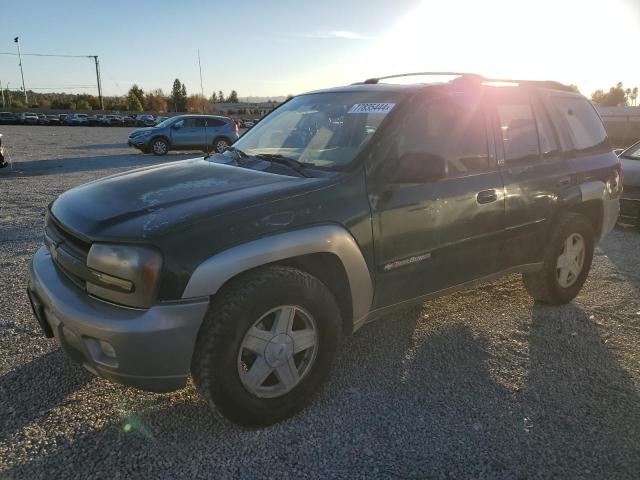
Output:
left=0, top=153, right=198, bottom=177
left=5, top=302, right=640, bottom=478
left=0, top=349, right=91, bottom=442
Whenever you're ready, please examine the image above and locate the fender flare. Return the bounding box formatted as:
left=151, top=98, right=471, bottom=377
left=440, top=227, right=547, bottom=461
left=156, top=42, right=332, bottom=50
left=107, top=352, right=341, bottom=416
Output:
left=181, top=225, right=374, bottom=326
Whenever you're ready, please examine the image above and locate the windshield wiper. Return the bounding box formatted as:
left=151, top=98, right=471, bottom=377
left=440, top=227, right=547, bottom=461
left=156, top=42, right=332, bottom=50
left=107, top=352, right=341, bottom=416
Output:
left=254, top=153, right=311, bottom=177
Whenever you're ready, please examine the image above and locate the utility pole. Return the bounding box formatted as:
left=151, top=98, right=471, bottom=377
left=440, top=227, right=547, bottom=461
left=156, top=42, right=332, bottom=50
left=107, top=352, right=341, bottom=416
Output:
left=0, top=80, right=4, bottom=109
left=197, top=49, right=205, bottom=113
left=92, top=56, right=104, bottom=110
left=14, top=36, right=28, bottom=105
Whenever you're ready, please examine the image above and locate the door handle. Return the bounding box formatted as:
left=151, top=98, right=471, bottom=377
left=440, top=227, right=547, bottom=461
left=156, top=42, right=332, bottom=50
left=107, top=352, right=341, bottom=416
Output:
left=477, top=189, right=498, bottom=204
left=556, top=176, right=571, bottom=187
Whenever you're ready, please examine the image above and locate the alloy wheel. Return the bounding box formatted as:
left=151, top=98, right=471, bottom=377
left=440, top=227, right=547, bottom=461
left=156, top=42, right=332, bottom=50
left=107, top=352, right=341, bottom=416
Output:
left=556, top=233, right=585, bottom=288
left=237, top=305, right=318, bottom=398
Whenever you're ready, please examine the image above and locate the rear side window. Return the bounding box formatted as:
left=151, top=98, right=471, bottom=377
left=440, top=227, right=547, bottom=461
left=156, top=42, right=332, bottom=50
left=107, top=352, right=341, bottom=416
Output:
left=495, top=99, right=540, bottom=163
left=551, top=97, right=608, bottom=153
left=401, top=94, right=491, bottom=178
left=204, top=118, right=225, bottom=127
left=532, top=100, right=560, bottom=159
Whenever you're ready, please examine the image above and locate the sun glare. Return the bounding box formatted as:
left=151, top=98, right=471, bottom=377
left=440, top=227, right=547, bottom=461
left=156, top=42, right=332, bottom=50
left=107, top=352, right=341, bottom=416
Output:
left=351, top=0, right=639, bottom=94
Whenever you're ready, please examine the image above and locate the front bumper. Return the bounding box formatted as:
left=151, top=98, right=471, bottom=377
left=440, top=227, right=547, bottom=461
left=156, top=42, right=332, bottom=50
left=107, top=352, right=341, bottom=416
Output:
left=28, top=246, right=209, bottom=392
left=128, top=136, right=151, bottom=149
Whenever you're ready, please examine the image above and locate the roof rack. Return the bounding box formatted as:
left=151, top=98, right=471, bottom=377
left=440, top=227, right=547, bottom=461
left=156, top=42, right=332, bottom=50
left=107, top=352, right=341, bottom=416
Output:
left=361, top=72, right=474, bottom=84
left=359, top=72, right=575, bottom=92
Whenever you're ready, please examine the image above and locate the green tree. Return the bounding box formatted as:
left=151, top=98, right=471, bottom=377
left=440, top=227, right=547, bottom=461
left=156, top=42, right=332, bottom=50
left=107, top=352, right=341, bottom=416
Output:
left=218, top=90, right=224, bottom=103
left=227, top=90, right=238, bottom=103
left=171, top=79, right=187, bottom=112
left=591, top=82, right=628, bottom=106
left=128, top=84, right=145, bottom=108
left=127, top=94, right=143, bottom=112
left=76, top=100, right=91, bottom=111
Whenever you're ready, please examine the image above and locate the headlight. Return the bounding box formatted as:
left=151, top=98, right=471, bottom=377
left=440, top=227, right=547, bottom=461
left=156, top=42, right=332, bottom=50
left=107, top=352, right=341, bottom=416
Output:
left=86, top=244, right=162, bottom=308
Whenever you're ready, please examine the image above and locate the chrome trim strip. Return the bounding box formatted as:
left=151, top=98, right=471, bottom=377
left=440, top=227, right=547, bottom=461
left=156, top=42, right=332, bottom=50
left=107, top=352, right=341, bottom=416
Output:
left=182, top=225, right=374, bottom=327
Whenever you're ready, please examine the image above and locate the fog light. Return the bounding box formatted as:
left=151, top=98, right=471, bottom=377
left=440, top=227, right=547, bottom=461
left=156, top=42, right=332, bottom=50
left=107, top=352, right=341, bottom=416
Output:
left=99, top=340, right=116, bottom=358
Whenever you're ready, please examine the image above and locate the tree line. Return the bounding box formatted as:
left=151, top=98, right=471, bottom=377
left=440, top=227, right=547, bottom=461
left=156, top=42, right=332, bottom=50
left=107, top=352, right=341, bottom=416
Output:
left=0, top=78, right=242, bottom=113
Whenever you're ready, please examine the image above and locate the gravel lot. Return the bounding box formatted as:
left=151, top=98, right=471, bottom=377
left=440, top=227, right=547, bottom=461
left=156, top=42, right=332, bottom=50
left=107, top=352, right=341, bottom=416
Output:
left=1, top=126, right=640, bottom=479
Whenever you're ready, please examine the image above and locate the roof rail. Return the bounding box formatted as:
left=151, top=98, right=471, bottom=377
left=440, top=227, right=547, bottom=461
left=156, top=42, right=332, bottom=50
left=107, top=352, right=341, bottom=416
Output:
left=361, top=72, right=475, bottom=84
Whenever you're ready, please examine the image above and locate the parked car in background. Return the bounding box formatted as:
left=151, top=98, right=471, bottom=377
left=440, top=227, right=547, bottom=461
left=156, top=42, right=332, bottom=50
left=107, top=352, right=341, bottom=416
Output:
left=0, top=112, right=18, bottom=124
left=617, top=140, right=640, bottom=226
left=46, top=115, right=61, bottom=126
left=103, top=115, right=124, bottom=126
left=128, top=114, right=239, bottom=155
left=154, top=116, right=168, bottom=125
left=87, top=115, right=102, bottom=126
left=37, top=114, right=49, bottom=125
left=122, top=116, right=137, bottom=127
left=136, top=114, right=155, bottom=127
left=243, top=119, right=255, bottom=128
left=69, top=114, right=89, bottom=126
left=23, top=112, right=40, bottom=125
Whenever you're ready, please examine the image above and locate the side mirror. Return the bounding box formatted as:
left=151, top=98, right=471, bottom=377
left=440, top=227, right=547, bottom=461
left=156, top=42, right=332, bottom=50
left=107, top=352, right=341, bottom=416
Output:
left=393, top=152, right=447, bottom=183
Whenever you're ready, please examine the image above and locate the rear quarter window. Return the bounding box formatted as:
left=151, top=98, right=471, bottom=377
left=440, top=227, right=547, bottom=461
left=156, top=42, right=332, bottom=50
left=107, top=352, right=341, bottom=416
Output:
left=551, top=96, right=608, bottom=153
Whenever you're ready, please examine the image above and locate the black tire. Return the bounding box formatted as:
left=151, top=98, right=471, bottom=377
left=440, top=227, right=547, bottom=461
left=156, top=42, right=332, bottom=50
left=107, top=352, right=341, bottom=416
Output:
left=191, top=265, right=342, bottom=427
left=213, top=137, right=230, bottom=153
left=151, top=138, right=169, bottom=156
left=522, top=212, right=594, bottom=305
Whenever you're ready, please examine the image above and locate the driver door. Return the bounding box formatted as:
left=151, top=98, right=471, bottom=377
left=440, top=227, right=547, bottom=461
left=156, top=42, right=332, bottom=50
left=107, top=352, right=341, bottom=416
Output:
left=367, top=91, right=506, bottom=308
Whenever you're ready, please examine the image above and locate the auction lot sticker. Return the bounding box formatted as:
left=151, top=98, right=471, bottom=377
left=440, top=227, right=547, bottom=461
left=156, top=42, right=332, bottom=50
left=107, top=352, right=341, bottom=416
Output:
left=348, top=103, right=395, bottom=114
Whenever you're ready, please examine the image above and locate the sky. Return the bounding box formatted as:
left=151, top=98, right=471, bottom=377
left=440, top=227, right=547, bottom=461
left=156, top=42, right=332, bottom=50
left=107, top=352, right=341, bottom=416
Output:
left=0, top=0, right=639, bottom=100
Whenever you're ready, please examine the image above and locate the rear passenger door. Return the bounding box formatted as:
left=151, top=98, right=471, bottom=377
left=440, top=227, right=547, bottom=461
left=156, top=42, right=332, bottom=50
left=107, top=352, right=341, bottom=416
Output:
left=489, top=88, right=577, bottom=267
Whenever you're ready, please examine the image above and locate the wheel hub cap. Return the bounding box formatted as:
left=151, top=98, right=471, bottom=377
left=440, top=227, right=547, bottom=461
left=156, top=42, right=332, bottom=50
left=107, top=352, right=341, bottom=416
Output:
left=556, top=233, right=585, bottom=288
left=264, top=334, right=294, bottom=368
left=237, top=305, right=318, bottom=398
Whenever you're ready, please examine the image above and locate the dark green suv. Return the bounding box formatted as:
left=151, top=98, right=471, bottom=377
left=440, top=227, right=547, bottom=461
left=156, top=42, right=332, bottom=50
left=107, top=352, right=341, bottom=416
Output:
left=28, top=73, right=622, bottom=426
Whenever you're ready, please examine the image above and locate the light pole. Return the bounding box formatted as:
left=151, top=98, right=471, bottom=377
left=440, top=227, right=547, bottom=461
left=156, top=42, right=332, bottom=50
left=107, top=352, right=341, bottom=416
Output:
left=0, top=80, right=4, bottom=109
left=14, top=36, right=28, bottom=105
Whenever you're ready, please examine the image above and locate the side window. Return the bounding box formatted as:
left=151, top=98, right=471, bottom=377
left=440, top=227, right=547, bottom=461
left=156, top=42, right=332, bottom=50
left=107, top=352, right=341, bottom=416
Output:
left=400, top=94, right=491, bottom=178
left=173, top=119, right=185, bottom=129
left=532, top=100, right=560, bottom=159
left=551, top=96, right=608, bottom=153
left=204, top=118, right=225, bottom=127
left=184, top=118, right=198, bottom=128
left=495, top=97, right=540, bottom=163
left=194, top=118, right=207, bottom=127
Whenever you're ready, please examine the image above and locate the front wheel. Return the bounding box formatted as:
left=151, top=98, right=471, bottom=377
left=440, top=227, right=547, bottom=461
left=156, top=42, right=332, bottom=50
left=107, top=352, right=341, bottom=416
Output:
left=523, top=212, right=594, bottom=305
left=191, top=266, right=342, bottom=427
left=213, top=138, right=230, bottom=153
left=151, top=138, right=169, bottom=156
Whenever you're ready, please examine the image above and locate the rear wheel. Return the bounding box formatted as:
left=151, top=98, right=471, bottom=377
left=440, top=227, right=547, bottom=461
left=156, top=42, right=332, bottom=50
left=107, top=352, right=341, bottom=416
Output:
left=151, top=138, right=169, bottom=156
left=191, top=266, right=342, bottom=427
left=523, top=212, right=594, bottom=305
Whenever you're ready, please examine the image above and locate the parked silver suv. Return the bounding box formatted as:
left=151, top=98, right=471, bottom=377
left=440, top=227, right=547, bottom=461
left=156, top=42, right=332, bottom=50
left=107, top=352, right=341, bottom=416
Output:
left=128, top=114, right=239, bottom=155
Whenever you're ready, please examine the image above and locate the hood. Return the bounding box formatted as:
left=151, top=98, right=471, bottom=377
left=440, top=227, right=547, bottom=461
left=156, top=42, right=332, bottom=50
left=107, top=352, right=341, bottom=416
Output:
left=130, top=127, right=155, bottom=136
left=50, top=158, right=318, bottom=240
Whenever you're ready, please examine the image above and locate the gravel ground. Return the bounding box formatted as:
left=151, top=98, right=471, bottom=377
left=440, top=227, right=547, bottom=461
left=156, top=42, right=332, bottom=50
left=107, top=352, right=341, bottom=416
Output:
left=1, top=126, right=640, bottom=479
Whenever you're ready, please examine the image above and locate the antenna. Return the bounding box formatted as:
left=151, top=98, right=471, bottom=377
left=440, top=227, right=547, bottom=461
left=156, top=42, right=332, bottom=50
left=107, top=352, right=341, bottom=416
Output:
left=198, top=49, right=205, bottom=114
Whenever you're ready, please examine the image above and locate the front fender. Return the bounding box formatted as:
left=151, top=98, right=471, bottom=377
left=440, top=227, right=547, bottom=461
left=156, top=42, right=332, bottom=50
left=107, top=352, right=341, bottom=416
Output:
left=181, top=225, right=374, bottom=327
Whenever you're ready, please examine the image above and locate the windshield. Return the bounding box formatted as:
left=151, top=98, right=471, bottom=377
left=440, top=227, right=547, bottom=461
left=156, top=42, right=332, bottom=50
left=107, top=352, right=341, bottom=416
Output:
left=622, top=141, right=640, bottom=160
left=154, top=117, right=177, bottom=129
left=232, top=91, right=403, bottom=169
